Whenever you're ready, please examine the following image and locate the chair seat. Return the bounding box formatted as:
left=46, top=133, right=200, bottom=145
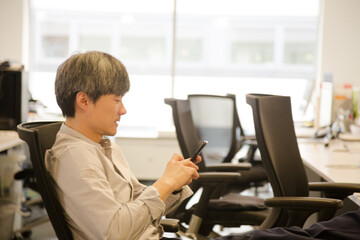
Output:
left=202, top=194, right=268, bottom=229
left=177, top=195, right=268, bottom=228
left=208, top=193, right=267, bottom=211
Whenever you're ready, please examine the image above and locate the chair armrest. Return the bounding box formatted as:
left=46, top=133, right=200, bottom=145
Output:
left=197, top=172, right=242, bottom=184
left=205, top=163, right=251, bottom=172
left=265, top=196, right=343, bottom=209
left=309, top=182, right=360, bottom=200
left=264, top=196, right=343, bottom=227
left=160, top=218, right=179, bottom=232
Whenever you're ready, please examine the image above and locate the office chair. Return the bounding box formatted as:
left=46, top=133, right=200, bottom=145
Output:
left=246, top=93, right=360, bottom=228
left=17, top=121, right=180, bottom=240
left=17, top=121, right=73, bottom=240
left=165, top=98, right=269, bottom=237
left=188, top=94, right=267, bottom=194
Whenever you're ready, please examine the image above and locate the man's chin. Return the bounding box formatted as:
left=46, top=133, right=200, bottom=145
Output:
left=104, top=129, right=117, bottom=137
left=109, top=131, right=117, bottom=136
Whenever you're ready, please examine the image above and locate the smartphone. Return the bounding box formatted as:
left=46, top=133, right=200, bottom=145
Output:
left=190, top=140, right=208, bottom=162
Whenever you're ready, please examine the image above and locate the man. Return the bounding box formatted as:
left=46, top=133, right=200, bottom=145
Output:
left=45, top=51, right=200, bottom=240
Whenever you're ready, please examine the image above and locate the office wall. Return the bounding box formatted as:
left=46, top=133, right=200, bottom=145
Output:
left=318, top=0, right=360, bottom=89
left=0, top=0, right=28, bottom=67
left=313, top=0, right=360, bottom=127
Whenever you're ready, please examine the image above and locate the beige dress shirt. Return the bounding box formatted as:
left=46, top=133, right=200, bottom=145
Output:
left=45, top=124, right=192, bottom=240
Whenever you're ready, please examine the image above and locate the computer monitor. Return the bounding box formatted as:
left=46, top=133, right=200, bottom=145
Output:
left=318, top=73, right=334, bottom=128
left=0, top=69, right=28, bottom=130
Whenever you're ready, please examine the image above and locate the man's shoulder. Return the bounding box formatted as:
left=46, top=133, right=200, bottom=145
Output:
left=52, top=132, right=98, bottom=155
left=47, top=133, right=104, bottom=170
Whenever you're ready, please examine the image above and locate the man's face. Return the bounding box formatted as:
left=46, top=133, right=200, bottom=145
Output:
left=87, top=94, right=126, bottom=140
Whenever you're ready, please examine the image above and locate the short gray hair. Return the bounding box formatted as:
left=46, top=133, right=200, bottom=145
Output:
left=55, top=51, right=130, bottom=117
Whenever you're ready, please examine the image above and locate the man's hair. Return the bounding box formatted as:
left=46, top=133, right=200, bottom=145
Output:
left=55, top=51, right=130, bottom=117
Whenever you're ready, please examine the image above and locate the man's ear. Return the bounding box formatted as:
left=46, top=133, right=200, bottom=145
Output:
left=75, top=92, right=90, bottom=111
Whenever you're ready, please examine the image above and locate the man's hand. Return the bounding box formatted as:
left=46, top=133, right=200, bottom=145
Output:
left=153, top=153, right=201, bottom=202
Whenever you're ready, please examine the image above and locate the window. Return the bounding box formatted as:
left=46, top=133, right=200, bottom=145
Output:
left=40, top=22, right=69, bottom=58
left=79, top=22, right=112, bottom=54
left=176, top=38, right=203, bottom=62
left=232, top=42, right=274, bottom=65
left=29, top=0, right=320, bottom=135
left=120, top=36, right=166, bottom=62
left=284, top=29, right=316, bottom=65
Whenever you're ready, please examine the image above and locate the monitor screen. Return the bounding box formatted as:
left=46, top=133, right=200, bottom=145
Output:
left=318, top=73, right=334, bottom=128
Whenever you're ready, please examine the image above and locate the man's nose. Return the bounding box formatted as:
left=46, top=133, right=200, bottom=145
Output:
left=119, top=104, right=126, bottom=115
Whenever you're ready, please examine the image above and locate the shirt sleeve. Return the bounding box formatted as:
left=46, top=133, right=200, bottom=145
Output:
left=130, top=172, right=193, bottom=222
left=130, top=169, right=193, bottom=217
left=48, top=145, right=166, bottom=240
left=164, top=186, right=193, bottom=215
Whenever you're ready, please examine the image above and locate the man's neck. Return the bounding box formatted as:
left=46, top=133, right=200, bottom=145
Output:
left=65, top=118, right=102, bottom=143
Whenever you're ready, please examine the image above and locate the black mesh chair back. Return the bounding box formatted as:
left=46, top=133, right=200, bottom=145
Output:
left=246, top=94, right=309, bottom=198
left=17, top=121, right=73, bottom=240
left=188, top=94, right=239, bottom=163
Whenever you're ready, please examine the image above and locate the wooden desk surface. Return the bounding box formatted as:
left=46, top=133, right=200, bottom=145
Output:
left=0, top=130, right=23, bottom=152
left=299, top=139, right=360, bottom=206
left=299, top=139, right=360, bottom=183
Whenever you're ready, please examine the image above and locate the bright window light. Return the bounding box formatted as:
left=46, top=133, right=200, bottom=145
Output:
left=29, top=0, right=319, bottom=135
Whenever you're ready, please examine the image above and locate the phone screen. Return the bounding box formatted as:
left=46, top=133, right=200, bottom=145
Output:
left=190, top=140, right=208, bottom=162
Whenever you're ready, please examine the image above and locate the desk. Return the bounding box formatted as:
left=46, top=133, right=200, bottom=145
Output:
left=0, top=130, right=23, bottom=152
left=298, top=139, right=360, bottom=206
left=299, top=139, right=360, bottom=183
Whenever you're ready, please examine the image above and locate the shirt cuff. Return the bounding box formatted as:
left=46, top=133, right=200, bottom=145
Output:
left=138, top=185, right=166, bottom=220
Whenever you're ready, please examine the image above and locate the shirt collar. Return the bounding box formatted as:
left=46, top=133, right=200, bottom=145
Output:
left=59, top=123, right=110, bottom=150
